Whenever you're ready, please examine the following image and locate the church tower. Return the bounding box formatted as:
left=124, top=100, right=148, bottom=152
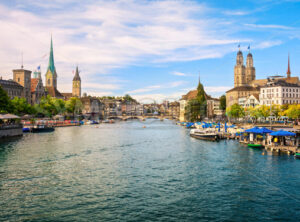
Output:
left=245, top=52, right=256, bottom=83
left=234, top=50, right=246, bottom=87
left=45, top=36, right=58, bottom=88
left=287, top=54, right=291, bottom=78
left=72, top=66, right=81, bottom=97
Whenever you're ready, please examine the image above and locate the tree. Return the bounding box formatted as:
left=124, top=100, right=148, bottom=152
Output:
left=10, top=97, right=35, bottom=115
left=257, top=105, right=270, bottom=119
left=284, top=104, right=300, bottom=120
left=53, top=99, right=66, bottom=115
left=226, top=103, right=245, bottom=120
left=66, top=97, right=83, bottom=117
left=219, top=95, right=226, bottom=111
left=36, top=95, right=57, bottom=117
left=0, top=85, right=12, bottom=113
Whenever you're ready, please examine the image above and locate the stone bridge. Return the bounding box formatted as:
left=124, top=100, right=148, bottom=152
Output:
left=107, top=116, right=177, bottom=121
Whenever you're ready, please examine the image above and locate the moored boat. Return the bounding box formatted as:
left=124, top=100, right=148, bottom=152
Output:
left=31, top=125, right=55, bottom=133
left=190, top=128, right=220, bottom=142
left=247, top=143, right=264, bottom=148
left=295, top=153, right=300, bottom=159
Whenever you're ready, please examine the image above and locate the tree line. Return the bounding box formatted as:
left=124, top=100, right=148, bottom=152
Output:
left=226, top=103, right=300, bottom=121
left=0, top=85, right=83, bottom=117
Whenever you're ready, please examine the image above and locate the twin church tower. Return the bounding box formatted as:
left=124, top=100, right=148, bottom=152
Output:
left=45, top=37, right=81, bottom=98
left=234, top=49, right=256, bottom=87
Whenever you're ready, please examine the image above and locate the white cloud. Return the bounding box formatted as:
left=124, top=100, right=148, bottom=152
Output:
left=171, top=71, right=189, bottom=76
left=127, top=81, right=185, bottom=95
left=245, top=23, right=292, bottom=30
left=0, top=0, right=286, bottom=97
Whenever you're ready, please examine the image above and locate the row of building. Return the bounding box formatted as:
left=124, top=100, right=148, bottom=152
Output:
left=0, top=37, right=82, bottom=105
left=178, top=49, right=300, bottom=122
left=0, top=37, right=180, bottom=119
left=226, top=50, right=300, bottom=108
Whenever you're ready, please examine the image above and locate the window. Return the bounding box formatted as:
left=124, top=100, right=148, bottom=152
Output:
left=18, top=78, right=20, bottom=82
left=48, top=79, right=50, bottom=85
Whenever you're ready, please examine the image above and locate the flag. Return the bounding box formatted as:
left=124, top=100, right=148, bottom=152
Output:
left=248, top=45, right=250, bottom=50
left=238, top=44, right=240, bottom=48
left=37, top=65, right=41, bottom=70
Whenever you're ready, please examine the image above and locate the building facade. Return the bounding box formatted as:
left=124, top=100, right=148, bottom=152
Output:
left=13, top=68, right=32, bottom=104
left=72, top=66, right=81, bottom=97
left=31, top=77, right=46, bottom=104
left=227, top=49, right=300, bottom=108
left=259, top=79, right=300, bottom=105
left=0, top=79, right=23, bottom=100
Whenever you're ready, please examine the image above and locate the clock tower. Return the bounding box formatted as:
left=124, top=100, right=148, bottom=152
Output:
left=72, top=66, right=81, bottom=97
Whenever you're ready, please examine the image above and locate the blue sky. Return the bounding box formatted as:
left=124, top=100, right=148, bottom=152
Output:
left=0, top=0, right=300, bottom=102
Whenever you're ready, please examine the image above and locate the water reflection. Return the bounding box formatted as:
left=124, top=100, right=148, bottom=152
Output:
left=1, top=120, right=300, bottom=221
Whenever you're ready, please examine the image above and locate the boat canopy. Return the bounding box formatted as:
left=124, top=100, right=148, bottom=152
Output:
left=270, top=130, right=296, bottom=137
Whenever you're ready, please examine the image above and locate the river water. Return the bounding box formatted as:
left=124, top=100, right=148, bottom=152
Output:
left=0, top=120, right=300, bottom=221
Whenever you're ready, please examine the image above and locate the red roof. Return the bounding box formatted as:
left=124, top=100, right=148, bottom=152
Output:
left=45, top=86, right=64, bottom=98
left=31, top=78, right=40, bottom=92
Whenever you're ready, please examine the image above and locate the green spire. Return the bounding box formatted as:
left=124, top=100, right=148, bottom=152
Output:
left=47, top=36, right=56, bottom=74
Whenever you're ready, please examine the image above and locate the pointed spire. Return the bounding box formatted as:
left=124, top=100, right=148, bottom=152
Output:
left=47, top=35, right=56, bottom=74
left=73, top=65, right=81, bottom=81
left=287, top=53, right=291, bottom=78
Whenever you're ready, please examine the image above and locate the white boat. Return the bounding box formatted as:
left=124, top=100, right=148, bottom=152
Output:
left=190, top=128, right=220, bottom=142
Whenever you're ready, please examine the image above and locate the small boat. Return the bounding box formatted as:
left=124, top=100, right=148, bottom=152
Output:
left=295, top=153, right=300, bottom=159
left=247, top=144, right=264, bottom=148
left=31, top=125, right=55, bottom=133
left=22, top=127, right=31, bottom=132
left=190, top=128, right=220, bottom=142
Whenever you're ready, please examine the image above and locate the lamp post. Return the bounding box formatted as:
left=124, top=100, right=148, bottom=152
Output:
left=267, top=93, right=272, bottom=129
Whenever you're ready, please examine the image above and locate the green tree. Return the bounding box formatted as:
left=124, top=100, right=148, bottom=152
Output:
left=53, top=99, right=66, bottom=115
left=219, top=95, right=226, bottom=111
left=0, top=85, right=12, bottom=113
left=10, top=97, right=35, bottom=115
left=284, top=104, right=300, bottom=119
left=36, top=95, right=57, bottom=117
left=66, top=97, right=83, bottom=117
left=257, top=105, right=270, bottom=119
left=226, top=103, right=245, bottom=119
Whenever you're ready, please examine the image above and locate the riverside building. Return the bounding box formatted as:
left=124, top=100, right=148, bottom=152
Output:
left=226, top=49, right=300, bottom=107
left=259, top=78, right=300, bottom=105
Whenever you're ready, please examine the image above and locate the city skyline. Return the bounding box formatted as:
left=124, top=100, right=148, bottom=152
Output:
left=0, top=0, right=300, bottom=102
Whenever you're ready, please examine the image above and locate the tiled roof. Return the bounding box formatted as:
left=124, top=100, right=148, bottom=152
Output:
left=226, top=85, right=259, bottom=93
left=0, top=79, right=23, bottom=89
left=181, top=89, right=213, bottom=100
left=45, top=86, right=64, bottom=98
left=31, top=78, right=39, bottom=92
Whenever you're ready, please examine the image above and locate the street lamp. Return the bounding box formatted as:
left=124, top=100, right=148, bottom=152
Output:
left=267, top=93, right=272, bottom=129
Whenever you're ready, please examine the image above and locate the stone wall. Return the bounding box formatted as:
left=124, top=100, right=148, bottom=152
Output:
left=0, top=125, right=23, bottom=138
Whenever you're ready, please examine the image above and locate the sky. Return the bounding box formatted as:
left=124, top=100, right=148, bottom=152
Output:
left=0, top=0, right=300, bottom=103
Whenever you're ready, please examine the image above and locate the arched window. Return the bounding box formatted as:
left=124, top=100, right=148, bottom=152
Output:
left=48, top=79, right=50, bottom=85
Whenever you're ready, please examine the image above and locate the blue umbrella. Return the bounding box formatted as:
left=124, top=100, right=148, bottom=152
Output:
left=245, top=126, right=261, bottom=133
left=260, top=127, right=273, bottom=134
left=270, top=130, right=296, bottom=137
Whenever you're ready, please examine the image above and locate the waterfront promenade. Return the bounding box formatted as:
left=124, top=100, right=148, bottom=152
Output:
left=1, top=120, right=300, bottom=221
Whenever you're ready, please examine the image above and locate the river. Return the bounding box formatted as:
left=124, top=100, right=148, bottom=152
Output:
left=0, top=120, right=300, bottom=221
